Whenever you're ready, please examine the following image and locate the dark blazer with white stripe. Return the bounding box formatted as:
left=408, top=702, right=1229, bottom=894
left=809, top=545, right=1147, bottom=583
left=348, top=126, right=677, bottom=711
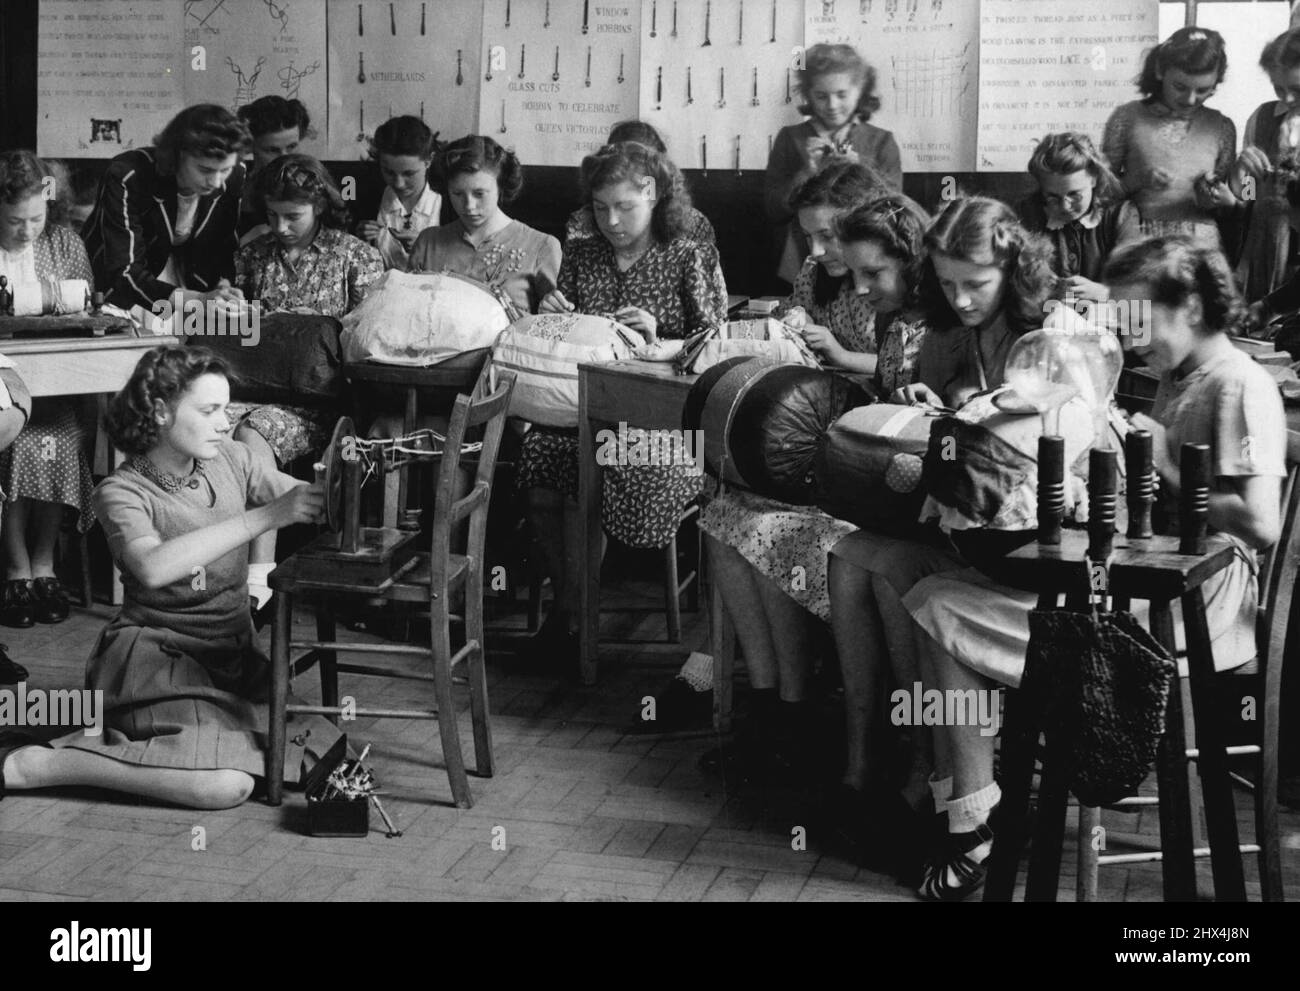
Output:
left=83, top=149, right=246, bottom=309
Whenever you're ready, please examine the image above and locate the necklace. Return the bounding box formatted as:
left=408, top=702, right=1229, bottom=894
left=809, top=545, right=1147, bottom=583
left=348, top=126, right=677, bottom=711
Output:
left=128, top=454, right=206, bottom=493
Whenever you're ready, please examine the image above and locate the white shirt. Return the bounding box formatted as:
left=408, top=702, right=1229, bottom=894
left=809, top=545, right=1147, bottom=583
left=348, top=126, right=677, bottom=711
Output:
left=375, top=183, right=441, bottom=270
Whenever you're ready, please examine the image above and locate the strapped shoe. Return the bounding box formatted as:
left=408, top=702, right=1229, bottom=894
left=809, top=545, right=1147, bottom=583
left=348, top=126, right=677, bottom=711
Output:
left=0, top=644, right=27, bottom=685
left=32, top=577, right=70, bottom=625
left=0, top=579, right=36, bottom=629
left=918, top=821, right=995, bottom=902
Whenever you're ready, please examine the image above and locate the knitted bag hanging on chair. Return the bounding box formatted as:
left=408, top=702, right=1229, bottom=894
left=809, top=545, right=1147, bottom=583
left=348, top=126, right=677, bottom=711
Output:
left=1020, top=601, right=1177, bottom=807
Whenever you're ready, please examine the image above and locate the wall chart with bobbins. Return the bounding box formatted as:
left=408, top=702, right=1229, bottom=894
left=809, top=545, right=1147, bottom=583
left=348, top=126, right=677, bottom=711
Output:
left=476, top=0, right=641, bottom=166
left=37, top=0, right=1163, bottom=173
left=637, top=0, right=806, bottom=173
left=325, top=0, right=481, bottom=159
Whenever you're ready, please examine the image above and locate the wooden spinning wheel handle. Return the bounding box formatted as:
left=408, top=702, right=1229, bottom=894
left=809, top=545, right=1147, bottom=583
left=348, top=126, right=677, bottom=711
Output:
left=322, top=416, right=355, bottom=532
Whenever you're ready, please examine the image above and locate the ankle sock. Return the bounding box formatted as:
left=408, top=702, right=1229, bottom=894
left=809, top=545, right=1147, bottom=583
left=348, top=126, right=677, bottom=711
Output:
left=247, top=563, right=274, bottom=610
left=677, top=652, right=714, bottom=692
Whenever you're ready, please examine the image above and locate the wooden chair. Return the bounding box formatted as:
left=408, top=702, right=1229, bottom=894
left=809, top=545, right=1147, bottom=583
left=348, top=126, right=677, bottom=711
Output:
left=1072, top=449, right=1300, bottom=902
left=985, top=434, right=1299, bottom=902
left=264, top=369, right=516, bottom=810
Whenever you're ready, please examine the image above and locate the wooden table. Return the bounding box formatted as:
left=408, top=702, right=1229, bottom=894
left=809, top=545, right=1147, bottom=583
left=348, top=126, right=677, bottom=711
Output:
left=3, top=333, right=179, bottom=605
left=577, top=360, right=699, bottom=684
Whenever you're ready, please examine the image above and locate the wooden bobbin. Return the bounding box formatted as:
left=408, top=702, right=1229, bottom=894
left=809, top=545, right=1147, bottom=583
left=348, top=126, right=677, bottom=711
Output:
left=1125, top=428, right=1155, bottom=539
left=1037, top=435, right=1065, bottom=546
left=1088, top=447, right=1118, bottom=561
left=1178, top=442, right=1211, bottom=556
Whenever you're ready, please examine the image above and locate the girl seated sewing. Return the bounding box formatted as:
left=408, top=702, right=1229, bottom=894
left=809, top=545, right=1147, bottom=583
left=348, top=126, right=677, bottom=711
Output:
left=83, top=103, right=252, bottom=312
left=407, top=135, right=560, bottom=316
left=826, top=196, right=1057, bottom=877
left=690, top=195, right=932, bottom=788
left=0, top=346, right=334, bottom=809
left=526, top=141, right=727, bottom=664
left=358, top=115, right=442, bottom=271
left=229, top=153, right=383, bottom=613
left=236, top=95, right=316, bottom=244
left=0, top=151, right=97, bottom=632
left=1018, top=132, right=1140, bottom=302
left=902, top=235, right=1285, bottom=901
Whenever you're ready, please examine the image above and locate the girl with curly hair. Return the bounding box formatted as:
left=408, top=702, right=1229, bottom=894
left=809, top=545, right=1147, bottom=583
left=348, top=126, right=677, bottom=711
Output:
left=903, top=236, right=1285, bottom=900
left=765, top=43, right=902, bottom=285
left=407, top=135, right=560, bottom=315
left=1019, top=132, right=1140, bottom=302
left=824, top=196, right=1058, bottom=879
left=229, top=153, right=382, bottom=613
left=521, top=142, right=727, bottom=664
left=83, top=104, right=252, bottom=310
left=236, top=95, right=316, bottom=244
left=0, top=346, right=336, bottom=809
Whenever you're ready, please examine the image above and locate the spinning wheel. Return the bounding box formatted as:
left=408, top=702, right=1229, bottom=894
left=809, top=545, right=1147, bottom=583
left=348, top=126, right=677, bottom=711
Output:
left=320, top=416, right=355, bottom=532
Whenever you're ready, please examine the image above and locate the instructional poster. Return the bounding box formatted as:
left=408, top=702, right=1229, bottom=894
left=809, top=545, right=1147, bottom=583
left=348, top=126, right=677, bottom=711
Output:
left=478, top=0, right=641, bottom=166
left=37, top=0, right=186, bottom=157
left=184, top=0, right=328, bottom=160
left=804, top=0, right=980, bottom=173
left=977, top=0, right=1159, bottom=171
left=326, top=0, right=484, bottom=160
left=637, top=0, right=805, bottom=172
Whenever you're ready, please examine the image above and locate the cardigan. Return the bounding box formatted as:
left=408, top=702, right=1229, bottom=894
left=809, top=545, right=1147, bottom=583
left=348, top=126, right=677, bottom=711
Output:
left=83, top=148, right=246, bottom=309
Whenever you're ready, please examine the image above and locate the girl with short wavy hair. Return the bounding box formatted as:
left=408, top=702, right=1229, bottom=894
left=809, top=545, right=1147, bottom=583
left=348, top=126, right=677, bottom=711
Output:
left=359, top=115, right=443, bottom=270
left=0, top=345, right=337, bottom=810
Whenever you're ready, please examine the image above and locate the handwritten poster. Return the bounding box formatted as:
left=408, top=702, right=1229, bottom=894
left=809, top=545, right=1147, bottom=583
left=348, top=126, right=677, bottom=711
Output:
left=476, top=0, right=641, bottom=166
left=638, top=0, right=805, bottom=172
left=977, top=0, right=1158, bottom=171
left=804, top=0, right=980, bottom=173
left=182, top=0, right=328, bottom=160
left=326, top=0, right=483, bottom=160
left=37, top=0, right=186, bottom=157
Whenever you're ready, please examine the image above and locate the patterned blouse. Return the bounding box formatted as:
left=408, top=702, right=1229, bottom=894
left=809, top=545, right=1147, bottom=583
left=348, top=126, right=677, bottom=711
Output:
left=235, top=225, right=383, bottom=318
left=785, top=259, right=925, bottom=394
left=557, top=235, right=728, bottom=339
left=406, top=218, right=561, bottom=316
left=0, top=224, right=94, bottom=307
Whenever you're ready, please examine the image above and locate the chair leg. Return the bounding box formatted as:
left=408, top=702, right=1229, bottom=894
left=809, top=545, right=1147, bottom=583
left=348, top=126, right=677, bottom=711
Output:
left=1025, top=725, right=1071, bottom=901
left=464, top=574, right=494, bottom=778
left=663, top=536, right=681, bottom=643
left=78, top=531, right=93, bottom=607
left=1077, top=805, right=1101, bottom=902
left=316, top=601, right=339, bottom=727
left=265, top=591, right=292, bottom=806
left=1182, top=590, right=1247, bottom=902
left=430, top=595, right=472, bottom=808
left=1150, top=601, right=1198, bottom=901
left=984, top=708, right=1037, bottom=901
left=1259, top=665, right=1284, bottom=902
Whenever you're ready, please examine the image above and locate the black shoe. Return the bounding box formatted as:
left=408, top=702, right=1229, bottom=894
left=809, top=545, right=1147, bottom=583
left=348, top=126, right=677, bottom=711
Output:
left=250, top=596, right=274, bottom=632
left=31, top=577, right=70, bottom=624
left=0, top=580, right=36, bottom=629
left=0, top=644, right=27, bottom=684
left=626, top=676, right=713, bottom=734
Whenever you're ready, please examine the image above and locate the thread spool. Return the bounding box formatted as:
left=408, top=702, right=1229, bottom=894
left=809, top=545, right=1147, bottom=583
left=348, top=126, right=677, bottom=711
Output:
left=1178, top=442, right=1210, bottom=555
left=1125, top=429, right=1154, bottom=539
left=1088, top=447, right=1118, bottom=561
left=1037, top=435, right=1065, bottom=546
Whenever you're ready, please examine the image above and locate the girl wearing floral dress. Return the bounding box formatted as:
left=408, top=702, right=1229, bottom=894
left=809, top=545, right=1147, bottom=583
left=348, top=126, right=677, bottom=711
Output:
left=407, top=136, right=560, bottom=316
left=229, top=154, right=382, bottom=613
left=0, top=151, right=96, bottom=631
left=693, top=195, right=930, bottom=785
left=1102, top=27, right=1237, bottom=246
left=528, top=142, right=727, bottom=663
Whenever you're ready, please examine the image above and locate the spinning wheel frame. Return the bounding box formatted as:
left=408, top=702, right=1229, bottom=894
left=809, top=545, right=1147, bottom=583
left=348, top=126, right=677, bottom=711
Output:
left=322, top=416, right=355, bottom=532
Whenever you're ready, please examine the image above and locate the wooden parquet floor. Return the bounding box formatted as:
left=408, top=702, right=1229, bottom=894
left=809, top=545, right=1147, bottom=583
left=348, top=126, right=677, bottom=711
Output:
left=1, top=563, right=1297, bottom=902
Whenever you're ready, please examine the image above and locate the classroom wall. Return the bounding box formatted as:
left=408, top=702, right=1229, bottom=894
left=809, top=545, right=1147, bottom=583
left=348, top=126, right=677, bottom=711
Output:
left=0, top=0, right=1037, bottom=298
